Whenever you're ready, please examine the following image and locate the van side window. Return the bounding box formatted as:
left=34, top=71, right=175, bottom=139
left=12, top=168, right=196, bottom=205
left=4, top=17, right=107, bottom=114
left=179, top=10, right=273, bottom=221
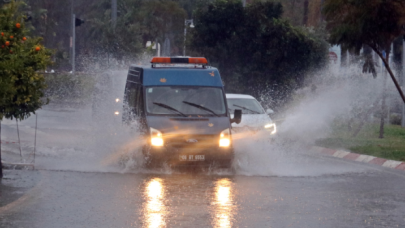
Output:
left=134, top=84, right=144, bottom=116
left=124, top=82, right=144, bottom=118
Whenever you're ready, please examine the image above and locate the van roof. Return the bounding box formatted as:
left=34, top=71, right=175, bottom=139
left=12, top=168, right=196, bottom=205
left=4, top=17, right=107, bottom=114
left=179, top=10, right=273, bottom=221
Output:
left=128, top=65, right=223, bottom=87
left=226, top=94, right=256, bottom=99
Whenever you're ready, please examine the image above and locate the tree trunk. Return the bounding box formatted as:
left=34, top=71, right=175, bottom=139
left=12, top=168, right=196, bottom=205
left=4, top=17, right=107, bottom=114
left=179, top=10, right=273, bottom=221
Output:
left=302, top=0, right=309, bottom=26
left=379, top=70, right=388, bottom=139
left=341, top=46, right=348, bottom=67
left=393, top=37, right=403, bottom=78
left=0, top=121, right=3, bottom=178
left=347, top=118, right=353, bottom=131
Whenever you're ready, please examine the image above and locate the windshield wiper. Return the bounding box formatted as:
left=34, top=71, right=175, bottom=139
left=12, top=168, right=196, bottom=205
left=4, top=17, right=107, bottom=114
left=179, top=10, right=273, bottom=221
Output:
left=183, top=101, right=220, bottom=117
left=153, top=102, right=187, bottom=117
left=233, top=104, right=260, bottom=114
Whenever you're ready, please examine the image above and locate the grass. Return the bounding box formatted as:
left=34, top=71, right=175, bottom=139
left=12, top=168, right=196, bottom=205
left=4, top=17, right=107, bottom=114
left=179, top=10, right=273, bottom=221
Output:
left=315, top=123, right=405, bottom=162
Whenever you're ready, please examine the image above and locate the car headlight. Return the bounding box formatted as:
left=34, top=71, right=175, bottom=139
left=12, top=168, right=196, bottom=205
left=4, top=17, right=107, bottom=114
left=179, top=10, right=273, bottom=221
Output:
left=264, top=123, right=277, bottom=134
left=219, top=128, right=231, bottom=147
left=150, top=127, right=164, bottom=147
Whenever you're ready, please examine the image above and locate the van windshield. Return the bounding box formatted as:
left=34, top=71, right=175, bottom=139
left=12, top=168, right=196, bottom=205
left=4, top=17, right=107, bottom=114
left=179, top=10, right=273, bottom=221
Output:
left=145, top=86, right=226, bottom=116
left=227, top=98, right=265, bottom=114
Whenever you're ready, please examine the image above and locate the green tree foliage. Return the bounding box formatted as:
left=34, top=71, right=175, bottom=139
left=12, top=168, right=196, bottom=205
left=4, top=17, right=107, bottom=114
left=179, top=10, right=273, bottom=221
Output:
left=323, top=0, right=405, bottom=103
left=0, top=1, right=51, bottom=178
left=139, top=0, right=187, bottom=53
left=172, top=0, right=213, bottom=17
left=24, top=0, right=71, bottom=69
left=83, top=0, right=187, bottom=61
left=0, top=1, right=52, bottom=120
left=190, top=0, right=328, bottom=107
left=85, top=0, right=143, bottom=61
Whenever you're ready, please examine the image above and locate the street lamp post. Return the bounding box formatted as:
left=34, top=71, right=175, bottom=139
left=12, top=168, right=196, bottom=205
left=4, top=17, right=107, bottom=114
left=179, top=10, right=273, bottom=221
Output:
left=183, top=19, right=194, bottom=56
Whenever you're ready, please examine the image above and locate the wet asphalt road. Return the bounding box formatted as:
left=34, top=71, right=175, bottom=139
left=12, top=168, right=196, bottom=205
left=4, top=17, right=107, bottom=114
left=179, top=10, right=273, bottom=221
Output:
left=0, top=157, right=404, bottom=228
left=0, top=86, right=404, bottom=227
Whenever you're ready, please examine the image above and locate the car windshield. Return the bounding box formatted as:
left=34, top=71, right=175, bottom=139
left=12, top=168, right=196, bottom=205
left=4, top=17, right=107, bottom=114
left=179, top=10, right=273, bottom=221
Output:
left=145, top=86, right=226, bottom=116
left=227, top=98, right=265, bottom=114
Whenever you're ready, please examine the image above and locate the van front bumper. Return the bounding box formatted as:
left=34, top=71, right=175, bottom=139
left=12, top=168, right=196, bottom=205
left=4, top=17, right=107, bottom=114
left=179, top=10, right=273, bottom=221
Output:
left=144, top=145, right=234, bottom=166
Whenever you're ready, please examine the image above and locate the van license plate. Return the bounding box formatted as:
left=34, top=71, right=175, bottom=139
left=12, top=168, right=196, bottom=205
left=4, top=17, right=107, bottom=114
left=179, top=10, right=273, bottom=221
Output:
left=179, top=155, right=205, bottom=161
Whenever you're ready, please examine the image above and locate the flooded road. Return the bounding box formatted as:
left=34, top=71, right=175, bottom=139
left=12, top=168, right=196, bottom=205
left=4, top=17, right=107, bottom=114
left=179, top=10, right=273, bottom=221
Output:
left=1, top=165, right=405, bottom=228
left=1, top=72, right=405, bottom=228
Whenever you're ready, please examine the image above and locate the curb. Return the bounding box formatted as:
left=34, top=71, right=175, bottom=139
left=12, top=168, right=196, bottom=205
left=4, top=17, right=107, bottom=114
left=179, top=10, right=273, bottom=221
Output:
left=2, top=162, right=34, bottom=170
left=0, top=141, right=18, bottom=144
left=312, top=146, right=405, bottom=171
left=1, top=139, right=30, bottom=144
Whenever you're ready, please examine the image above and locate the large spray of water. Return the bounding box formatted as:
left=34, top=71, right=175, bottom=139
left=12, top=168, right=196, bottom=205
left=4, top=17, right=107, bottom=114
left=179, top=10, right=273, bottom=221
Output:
left=1, top=62, right=388, bottom=176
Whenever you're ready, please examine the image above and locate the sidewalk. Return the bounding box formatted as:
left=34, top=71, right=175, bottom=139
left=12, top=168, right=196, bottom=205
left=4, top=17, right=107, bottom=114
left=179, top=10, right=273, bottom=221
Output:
left=0, top=169, right=41, bottom=208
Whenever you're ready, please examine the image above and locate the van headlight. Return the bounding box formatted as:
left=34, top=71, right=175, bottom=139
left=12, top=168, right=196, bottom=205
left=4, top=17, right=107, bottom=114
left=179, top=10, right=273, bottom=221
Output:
left=219, top=128, right=231, bottom=147
left=264, top=123, right=277, bottom=135
left=150, top=127, right=164, bottom=147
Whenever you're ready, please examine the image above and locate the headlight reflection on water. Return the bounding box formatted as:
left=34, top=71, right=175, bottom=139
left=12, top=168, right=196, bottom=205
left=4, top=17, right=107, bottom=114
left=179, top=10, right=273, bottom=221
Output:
left=213, top=178, right=235, bottom=228
left=144, top=178, right=166, bottom=228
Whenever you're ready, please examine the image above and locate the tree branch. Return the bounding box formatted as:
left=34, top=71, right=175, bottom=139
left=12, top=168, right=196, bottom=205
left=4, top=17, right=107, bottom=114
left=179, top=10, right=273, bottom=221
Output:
left=372, top=46, right=405, bottom=104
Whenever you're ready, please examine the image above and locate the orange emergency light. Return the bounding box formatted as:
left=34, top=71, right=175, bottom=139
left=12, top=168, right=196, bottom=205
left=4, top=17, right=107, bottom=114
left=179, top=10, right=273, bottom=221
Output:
left=151, top=57, right=208, bottom=65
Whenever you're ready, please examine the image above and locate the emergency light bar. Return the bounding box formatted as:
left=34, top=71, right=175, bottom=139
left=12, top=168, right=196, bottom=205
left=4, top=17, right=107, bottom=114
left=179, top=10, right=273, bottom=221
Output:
left=151, top=57, right=208, bottom=65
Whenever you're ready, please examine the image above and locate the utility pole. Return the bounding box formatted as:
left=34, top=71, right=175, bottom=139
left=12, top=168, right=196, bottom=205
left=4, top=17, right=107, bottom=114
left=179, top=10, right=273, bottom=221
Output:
left=112, top=0, right=117, bottom=30
left=242, top=0, right=246, bottom=7
left=70, top=0, right=75, bottom=74
left=109, top=0, right=117, bottom=67
left=0, top=121, right=3, bottom=179
left=72, top=14, right=76, bottom=74
left=402, top=37, right=405, bottom=127
left=70, top=0, right=73, bottom=67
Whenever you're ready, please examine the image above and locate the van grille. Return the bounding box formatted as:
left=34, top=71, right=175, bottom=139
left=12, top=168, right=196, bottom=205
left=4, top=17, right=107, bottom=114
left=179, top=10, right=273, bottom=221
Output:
left=164, top=134, right=218, bottom=148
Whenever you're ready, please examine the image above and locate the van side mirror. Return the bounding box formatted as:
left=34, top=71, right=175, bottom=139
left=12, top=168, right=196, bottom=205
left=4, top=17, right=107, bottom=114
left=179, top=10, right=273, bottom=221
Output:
left=231, top=109, right=242, bottom=124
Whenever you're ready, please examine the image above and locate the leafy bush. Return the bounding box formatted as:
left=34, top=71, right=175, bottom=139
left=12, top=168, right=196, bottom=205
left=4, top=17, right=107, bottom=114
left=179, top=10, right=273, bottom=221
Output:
left=390, top=113, right=402, bottom=126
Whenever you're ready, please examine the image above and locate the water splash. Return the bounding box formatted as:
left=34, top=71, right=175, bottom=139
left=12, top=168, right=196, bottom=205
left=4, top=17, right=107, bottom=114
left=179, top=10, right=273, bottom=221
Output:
left=1, top=65, right=385, bottom=176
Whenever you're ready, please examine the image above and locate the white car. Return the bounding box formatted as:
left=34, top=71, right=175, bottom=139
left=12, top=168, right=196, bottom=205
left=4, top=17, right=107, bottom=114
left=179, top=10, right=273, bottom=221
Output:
left=226, top=94, right=276, bottom=135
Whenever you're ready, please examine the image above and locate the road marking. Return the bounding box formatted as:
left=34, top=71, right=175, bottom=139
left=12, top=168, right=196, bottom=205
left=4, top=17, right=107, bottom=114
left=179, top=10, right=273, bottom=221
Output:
left=333, top=150, right=350, bottom=158
left=322, top=148, right=337, bottom=155
left=343, top=153, right=360, bottom=160
left=355, top=155, right=375, bottom=163
left=318, top=154, right=405, bottom=179
left=382, top=160, right=403, bottom=168
left=395, top=163, right=405, bottom=171
left=369, top=157, right=387, bottom=165
left=314, top=146, right=405, bottom=174
left=311, top=146, right=324, bottom=153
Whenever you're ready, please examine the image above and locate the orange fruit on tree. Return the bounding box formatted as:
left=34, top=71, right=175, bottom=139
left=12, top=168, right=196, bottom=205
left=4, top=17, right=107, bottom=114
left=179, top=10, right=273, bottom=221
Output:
left=1, top=45, right=4, bottom=48
left=9, top=50, right=12, bottom=54
left=35, top=46, right=40, bottom=51
left=16, top=23, right=21, bottom=28
left=10, top=36, right=13, bottom=39
left=5, top=41, right=10, bottom=46
left=22, top=37, right=27, bottom=41
left=1, top=32, right=4, bottom=36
